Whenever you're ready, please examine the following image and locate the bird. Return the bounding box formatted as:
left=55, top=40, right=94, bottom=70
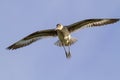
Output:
left=7, top=18, right=120, bottom=58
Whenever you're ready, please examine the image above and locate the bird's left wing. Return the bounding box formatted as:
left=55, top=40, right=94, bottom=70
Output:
left=66, top=18, right=119, bottom=33
left=7, top=29, right=57, bottom=50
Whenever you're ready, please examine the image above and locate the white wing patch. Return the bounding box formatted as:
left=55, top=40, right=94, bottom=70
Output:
left=68, top=19, right=119, bottom=33
left=7, top=37, right=41, bottom=50
left=83, top=19, right=110, bottom=28
left=15, top=37, right=40, bottom=46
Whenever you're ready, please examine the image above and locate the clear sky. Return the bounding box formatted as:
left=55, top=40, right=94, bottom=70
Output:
left=0, top=0, right=120, bottom=80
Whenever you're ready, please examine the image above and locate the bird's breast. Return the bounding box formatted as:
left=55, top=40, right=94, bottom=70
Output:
left=57, top=30, right=71, bottom=44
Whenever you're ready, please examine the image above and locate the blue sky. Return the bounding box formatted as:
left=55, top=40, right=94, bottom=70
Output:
left=0, top=0, right=120, bottom=80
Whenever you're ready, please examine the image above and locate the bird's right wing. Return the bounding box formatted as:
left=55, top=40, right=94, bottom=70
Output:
left=7, top=29, right=57, bottom=50
left=66, top=19, right=119, bottom=33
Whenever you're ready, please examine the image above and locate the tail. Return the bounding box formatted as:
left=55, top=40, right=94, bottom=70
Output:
left=54, top=37, right=77, bottom=47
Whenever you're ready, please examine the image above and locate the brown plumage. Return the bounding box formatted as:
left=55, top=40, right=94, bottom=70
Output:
left=7, top=18, right=119, bottom=58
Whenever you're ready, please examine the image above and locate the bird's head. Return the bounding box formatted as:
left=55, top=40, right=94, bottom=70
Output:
left=56, top=24, right=63, bottom=30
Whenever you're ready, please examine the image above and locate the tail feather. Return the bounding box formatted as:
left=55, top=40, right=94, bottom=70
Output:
left=54, top=40, right=62, bottom=47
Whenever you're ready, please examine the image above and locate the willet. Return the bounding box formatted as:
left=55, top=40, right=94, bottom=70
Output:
left=7, top=18, right=120, bottom=58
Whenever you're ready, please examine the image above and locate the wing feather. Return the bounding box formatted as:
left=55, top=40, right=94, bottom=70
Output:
left=66, top=19, right=120, bottom=33
left=7, top=29, right=57, bottom=50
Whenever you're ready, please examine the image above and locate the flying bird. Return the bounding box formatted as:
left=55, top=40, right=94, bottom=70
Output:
left=7, top=18, right=120, bottom=58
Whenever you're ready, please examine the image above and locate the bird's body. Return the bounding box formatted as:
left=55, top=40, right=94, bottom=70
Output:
left=55, top=24, right=77, bottom=58
left=7, top=18, right=120, bottom=58
left=57, top=26, right=70, bottom=45
left=55, top=24, right=75, bottom=46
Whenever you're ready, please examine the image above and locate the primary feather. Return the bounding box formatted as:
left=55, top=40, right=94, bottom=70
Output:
left=7, top=29, right=57, bottom=50
left=66, top=19, right=119, bottom=33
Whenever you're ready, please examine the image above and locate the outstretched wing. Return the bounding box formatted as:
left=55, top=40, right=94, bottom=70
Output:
left=7, top=29, right=57, bottom=50
left=66, top=19, right=119, bottom=33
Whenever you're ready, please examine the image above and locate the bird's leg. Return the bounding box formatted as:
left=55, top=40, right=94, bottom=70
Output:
left=63, top=45, right=71, bottom=59
left=63, top=45, right=68, bottom=57
left=68, top=44, right=71, bottom=58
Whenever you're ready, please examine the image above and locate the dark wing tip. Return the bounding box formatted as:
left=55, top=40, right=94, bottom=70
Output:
left=7, top=38, right=39, bottom=50
left=6, top=44, right=19, bottom=50
left=109, top=18, right=120, bottom=23
left=6, top=43, right=28, bottom=50
left=100, top=18, right=120, bottom=25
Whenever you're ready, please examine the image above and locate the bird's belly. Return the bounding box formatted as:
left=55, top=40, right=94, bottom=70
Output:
left=57, top=32, right=71, bottom=45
